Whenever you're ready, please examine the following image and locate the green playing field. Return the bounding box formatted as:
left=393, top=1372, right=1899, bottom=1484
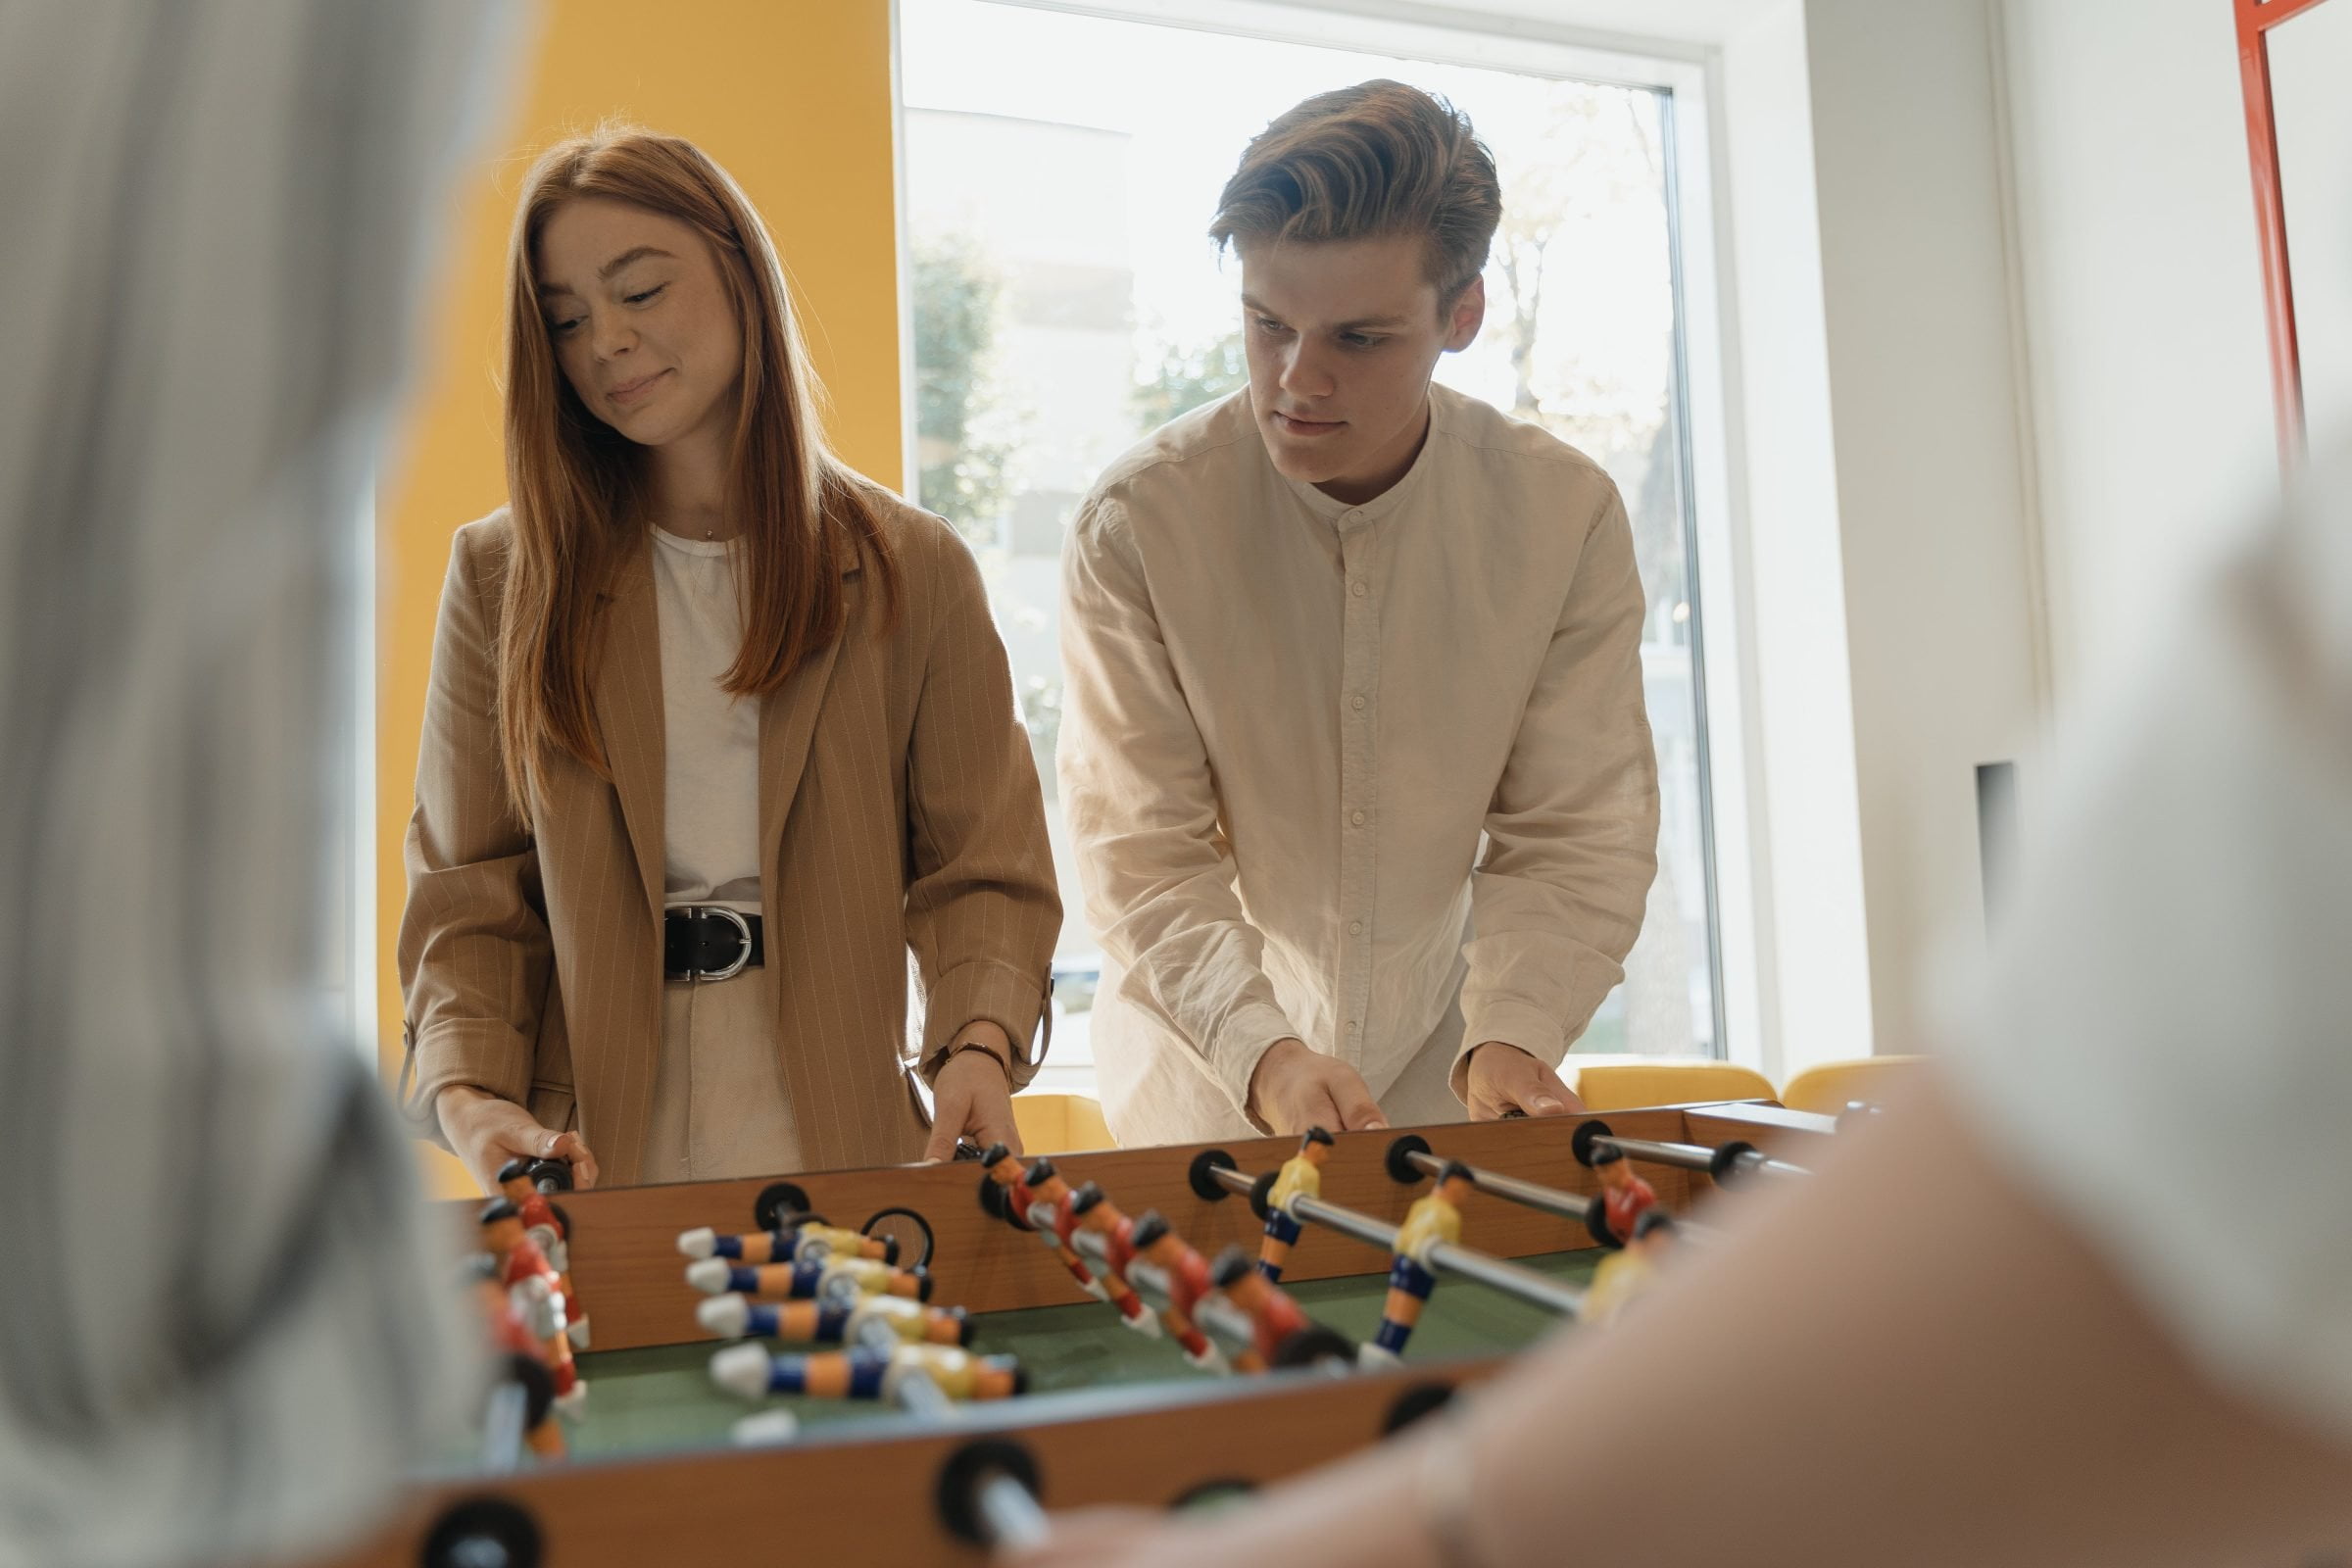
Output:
left=564, top=1250, right=1604, bottom=1459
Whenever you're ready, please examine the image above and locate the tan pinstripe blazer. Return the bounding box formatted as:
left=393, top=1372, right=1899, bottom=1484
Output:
left=397, top=486, right=1060, bottom=1185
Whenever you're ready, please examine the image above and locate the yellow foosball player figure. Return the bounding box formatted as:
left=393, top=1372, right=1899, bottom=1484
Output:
left=978, top=1144, right=1111, bottom=1304
left=1360, top=1161, right=1474, bottom=1366
left=1582, top=1209, right=1677, bottom=1327
left=684, top=1250, right=930, bottom=1304
left=676, top=1216, right=897, bottom=1268
left=1258, top=1126, right=1335, bottom=1283
left=709, top=1341, right=1024, bottom=1406
left=696, top=1290, right=971, bottom=1348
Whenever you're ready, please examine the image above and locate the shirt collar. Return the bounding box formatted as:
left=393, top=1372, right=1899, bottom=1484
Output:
left=1278, top=391, right=1446, bottom=528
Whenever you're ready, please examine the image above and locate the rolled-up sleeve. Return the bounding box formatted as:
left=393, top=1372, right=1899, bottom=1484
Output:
left=1455, top=483, right=1660, bottom=1088
left=397, top=523, right=554, bottom=1130
left=1058, top=493, right=1299, bottom=1118
left=902, top=516, right=1062, bottom=1087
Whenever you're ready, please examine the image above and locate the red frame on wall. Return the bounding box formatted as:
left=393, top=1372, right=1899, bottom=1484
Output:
left=2236, top=0, right=2340, bottom=467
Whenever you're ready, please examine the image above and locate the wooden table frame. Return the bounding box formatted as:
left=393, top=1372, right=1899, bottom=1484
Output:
left=326, top=1102, right=1838, bottom=1566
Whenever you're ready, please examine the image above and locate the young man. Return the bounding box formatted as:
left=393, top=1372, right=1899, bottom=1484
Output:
left=1059, top=80, right=1660, bottom=1145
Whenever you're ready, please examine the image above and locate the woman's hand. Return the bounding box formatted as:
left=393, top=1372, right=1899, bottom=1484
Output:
left=436, top=1084, right=601, bottom=1193
left=924, top=1026, right=1021, bottom=1162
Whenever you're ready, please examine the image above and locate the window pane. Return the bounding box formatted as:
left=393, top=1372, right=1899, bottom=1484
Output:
left=902, top=0, right=1721, bottom=1083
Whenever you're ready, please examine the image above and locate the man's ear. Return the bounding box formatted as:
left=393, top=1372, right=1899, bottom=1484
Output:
left=1444, top=273, right=1486, bottom=352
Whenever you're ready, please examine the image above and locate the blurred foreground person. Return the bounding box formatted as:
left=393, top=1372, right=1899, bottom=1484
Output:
left=1015, top=455, right=2352, bottom=1567
left=0, top=5, right=517, bottom=1566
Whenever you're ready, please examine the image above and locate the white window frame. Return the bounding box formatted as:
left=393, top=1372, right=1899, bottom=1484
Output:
left=893, top=0, right=1770, bottom=1073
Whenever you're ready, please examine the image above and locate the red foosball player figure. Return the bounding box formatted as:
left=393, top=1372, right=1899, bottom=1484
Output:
left=1202, top=1245, right=1345, bottom=1374
left=498, top=1157, right=589, bottom=1351
left=676, top=1216, right=897, bottom=1268
left=696, top=1290, right=970, bottom=1349
left=1590, top=1144, right=1658, bottom=1248
left=684, top=1251, right=930, bottom=1303
left=1582, top=1209, right=1677, bottom=1326
left=979, top=1145, right=1108, bottom=1304
left=480, top=1199, right=585, bottom=1416
left=709, top=1341, right=1024, bottom=1406
left=1026, top=1160, right=1158, bottom=1338
left=1124, top=1211, right=1224, bottom=1371
left=464, top=1253, right=566, bottom=1460
left=1361, top=1161, right=1474, bottom=1366
left=1258, top=1126, right=1334, bottom=1282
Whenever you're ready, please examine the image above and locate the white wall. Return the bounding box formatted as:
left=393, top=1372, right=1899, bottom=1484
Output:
left=1799, top=0, right=2046, bottom=1052
left=1997, top=0, right=2278, bottom=698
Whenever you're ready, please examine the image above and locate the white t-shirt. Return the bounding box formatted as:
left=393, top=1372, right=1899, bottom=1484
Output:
left=1939, top=452, right=2352, bottom=1446
left=651, top=527, right=762, bottom=910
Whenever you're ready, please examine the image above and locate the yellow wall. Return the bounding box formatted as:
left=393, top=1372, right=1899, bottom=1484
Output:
left=377, top=1, right=905, bottom=1196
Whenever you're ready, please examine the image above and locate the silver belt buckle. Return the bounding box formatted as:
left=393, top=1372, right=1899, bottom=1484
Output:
left=700, top=906, right=754, bottom=982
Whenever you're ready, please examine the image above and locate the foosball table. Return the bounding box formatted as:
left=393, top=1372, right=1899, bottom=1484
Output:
left=320, top=1101, right=1830, bottom=1566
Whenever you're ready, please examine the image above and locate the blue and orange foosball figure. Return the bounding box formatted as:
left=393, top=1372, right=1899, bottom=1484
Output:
left=684, top=1250, right=930, bottom=1305
left=1258, top=1126, right=1334, bottom=1283
left=1590, top=1143, right=1658, bottom=1248
left=709, top=1342, right=1024, bottom=1406
left=696, top=1290, right=971, bottom=1348
left=1360, top=1161, right=1475, bottom=1366
left=676, top=1215, right=897, bottom=1268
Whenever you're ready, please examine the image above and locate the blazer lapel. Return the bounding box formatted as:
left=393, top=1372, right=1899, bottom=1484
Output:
left=757, top=566, right=859, bottom=893
left=592, top=537, right=666, bottom=925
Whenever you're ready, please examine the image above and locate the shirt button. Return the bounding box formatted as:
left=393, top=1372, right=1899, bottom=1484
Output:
left=1350, top=694, right=1367, bottom=711
left=1347, top=1019, right=1360, bottom=1032
left=1349, top=580, right=1367, bottom=598
left=1350, top=809, right=1367, bottom=826
left=1348, top=919, right=1364, bottom=936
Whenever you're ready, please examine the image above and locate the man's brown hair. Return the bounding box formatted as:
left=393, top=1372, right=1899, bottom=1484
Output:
left=1208, top=79, right=1501, bottom=304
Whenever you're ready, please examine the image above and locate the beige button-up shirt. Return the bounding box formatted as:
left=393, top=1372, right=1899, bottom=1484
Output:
left=1059, top=384, right=1660, bottom=1144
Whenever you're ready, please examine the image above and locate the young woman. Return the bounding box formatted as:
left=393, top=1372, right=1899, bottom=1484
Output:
left=399, top=128, right=1059, bottom=1191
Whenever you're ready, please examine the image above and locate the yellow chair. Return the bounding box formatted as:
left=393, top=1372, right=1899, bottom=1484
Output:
left=1778, top=1055, right=1928, bottom=1116
left=1011, top=1092, right=1117, bottom=1154
left=1565, top=1055, right=1778, bottom=1111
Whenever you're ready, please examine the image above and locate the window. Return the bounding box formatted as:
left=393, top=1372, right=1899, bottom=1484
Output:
left=901, top=0, right=1730, bottom=1091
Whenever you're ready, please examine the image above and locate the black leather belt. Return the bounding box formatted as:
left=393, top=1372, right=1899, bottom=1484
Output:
left=663, top=906, right=763, bottom=981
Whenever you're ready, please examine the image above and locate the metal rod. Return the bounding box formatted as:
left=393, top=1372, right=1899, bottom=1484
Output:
left=893, top=1366, right=955, bottom=1424
left=1592, top=1134, right=1719, bottom=1174
left=1424, top=1241, right=1586, bottom=1317
left=975, top=1473, right=1053, bottom=1552
left=1212, top=1156, right=1585, bottom=1314
left=480, top=1381, right=527, bottom=1476
left=1404, top=1148, right=1593, bottom=1221
left=1716, top=1146, right=1811, bottom=1183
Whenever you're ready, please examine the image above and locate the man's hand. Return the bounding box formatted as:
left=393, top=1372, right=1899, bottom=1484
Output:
left=436, top=1084, right=601, bottom=1193
left=1463, top=1041, right=1582, bottom=1120
left=1247, top=1038, right=1387, bottom=1135
left=923, top=1024, right=1020, bottom=1162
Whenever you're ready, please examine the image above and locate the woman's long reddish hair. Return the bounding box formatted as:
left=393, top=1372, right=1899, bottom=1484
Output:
left=496, top=126, right=900, bottom=819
